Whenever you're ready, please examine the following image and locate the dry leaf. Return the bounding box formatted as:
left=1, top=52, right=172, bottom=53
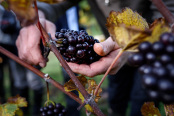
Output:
left=141, top=102, right=161, bottom=116
left=164, top=104, right=174, bottom=116
left=7, top=0, right=37, bottom=26
left=7, top=95, right=27, bottom=107
left=106, top=8, right=171, bottom=52
left=64, top=75, right=87, bottom=92
left=37, top=0, right=65, bottom=4
left=87, top=79, right=102, bottom=103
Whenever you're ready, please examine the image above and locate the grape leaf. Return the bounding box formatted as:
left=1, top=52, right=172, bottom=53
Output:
left=87, top=79, right=102, bottom=103
left=164, top=104, right=174, bottom=116
left=7, top=95, right=27, bottom=107
left=7, top=0, right=37, bottom=26
left=141, top=102, right=161, bottom=116
left=106, top=8, right=171, bottom=52
left=64, top=77, right=102, bottom=113
left=0, top=104, right=18, bottom=116
left=64, top=75, right=87, bottom=92
left=0, top=95, right=27, bottom=116
left=37, top=0, right=65, bottom=4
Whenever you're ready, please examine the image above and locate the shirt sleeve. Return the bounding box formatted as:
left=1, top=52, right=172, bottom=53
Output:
left=37, top=0, right=81, bottom=23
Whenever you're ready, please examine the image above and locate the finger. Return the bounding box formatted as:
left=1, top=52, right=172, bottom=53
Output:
left=94, top=37, right=120, bottom=56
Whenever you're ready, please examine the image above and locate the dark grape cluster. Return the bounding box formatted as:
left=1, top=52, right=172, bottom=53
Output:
left=128, top=32, right=174, bottom=104
left=40, top=103, right=67, bottom=116
left=55, top=29, right=101, bottom=64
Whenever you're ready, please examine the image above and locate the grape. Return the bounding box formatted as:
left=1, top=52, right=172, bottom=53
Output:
left=147, top=90, right=160, bottom=101
left=142, top=75, right=157, bottom=89
left=128, top=53, right=144, bottom=66
left=160, top=32, right=174, bottom=45
left=55, top=29, right=101, bottom=64
left=68, top=36, right=76, bottom=45
left=40, top=102, right=66, bottom=116
left=145, top=52, right=156, bottom=63
left=158, top=79, right=174, bottom=94
left=128, top=32, right=174, bottom=104
left=152, top=41, right=164, bottom=55
left=138, top=41, right=151, bottom=53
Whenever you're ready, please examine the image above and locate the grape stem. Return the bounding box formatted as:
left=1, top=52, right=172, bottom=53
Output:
left=150, top=0, right=174, bottom=32
left=34, top=0, right=46, bottom=46
left=0, top=46, right=82, bottom=104
left=94, top=50, right=124, bottom=96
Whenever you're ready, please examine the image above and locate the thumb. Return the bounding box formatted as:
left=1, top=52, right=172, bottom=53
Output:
left=94, top=37, right=119, bottom=56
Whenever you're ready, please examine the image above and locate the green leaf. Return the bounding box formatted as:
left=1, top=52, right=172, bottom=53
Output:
left=0, top=104, right=18, bottom=116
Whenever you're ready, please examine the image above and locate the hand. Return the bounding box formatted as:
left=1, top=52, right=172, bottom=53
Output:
left=16, top=17, right=56, bottom=67
left=67, top=37, right=129, bottom=77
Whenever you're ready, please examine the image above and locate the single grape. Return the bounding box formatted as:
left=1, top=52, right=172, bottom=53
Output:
left=138, top=41, right=151, bottom=53
left=83, top=42, right=89, bottom=50
left=152, top=41, right=164, bottom=55
left=76, top=44, right=83, bottom=49
left=41, top=112, right=47, bottom=116
left=48, top=104, right=54, bottom=110
left=142, top=74, right=158, bottom=89
left=40, top=107, right=44, bottom=113
left=68, top=36, right=76, bottom=45
left=47, top=110, right=54, bottom=115
left=165, top=45, right=174, bottom=56
left=60, top=29, right=67, bottom=33
left=158, top=79, right=174, bottom=93
left=55, top=32, right=60, bottom=38
left=58, top=33, right=64, bottom=38
left=147, top=90, right=160, bottom=101
left=145, top=52, right=156, bottom=63
left=77, top=36, right=85, bottom=43
left=160, top=32, right=174, bottom=45
left=161, top=93, right=174, bottom=104
left=67, top=45, right=76, bottom=55
left=76, top=50, right=85, bottom=58
left=152, top=61, right=162, bottom=68
left=160, top=54, right=172, bottom=65
left=128, top=53, right=144, bottom=66
left=43, top=106, right=49, bottom=112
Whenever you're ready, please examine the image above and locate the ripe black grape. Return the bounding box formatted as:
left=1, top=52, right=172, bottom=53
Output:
left=55, top=29, right=101, bottom=64
left=128, top=32, right=174, bottom=104
left=40, top=102, right=67, bottom=116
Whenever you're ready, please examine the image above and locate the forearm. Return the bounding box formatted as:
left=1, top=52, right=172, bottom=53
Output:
left=37, top=0, right=81, bottom=23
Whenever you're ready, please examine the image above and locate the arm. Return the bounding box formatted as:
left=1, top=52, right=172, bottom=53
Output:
left=37, top=0, right=81, bottom=23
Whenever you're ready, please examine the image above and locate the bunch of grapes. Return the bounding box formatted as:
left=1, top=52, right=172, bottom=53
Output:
left=55, top=29, right=101, bottom=64
left=40, top=102, right=67, bottom=116
left=128, top=32, right=174, bottom=104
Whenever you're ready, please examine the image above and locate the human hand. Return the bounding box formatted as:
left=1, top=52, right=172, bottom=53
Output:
left=16, top=12, right=56, bottom=67
left=68, top=37, right=130, bottom=77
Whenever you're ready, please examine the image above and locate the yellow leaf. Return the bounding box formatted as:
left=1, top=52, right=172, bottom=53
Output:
left=37, top=0, right=65, bottom=4
left=64, top=75, right=87, bottom=92
left=87, top=79, right=102, bottom=103
left=106, top=8, right=171, bottom=52
left=78, top=91, right=93, bottom=113
left=7, top=95, right=27, bottom=107
left=141, top=102, right=161, bottom=116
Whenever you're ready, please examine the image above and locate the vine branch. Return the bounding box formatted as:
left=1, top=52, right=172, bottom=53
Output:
left=0, top=46, right=82, bottom=104
left=150, top=0, right=174, bottom=32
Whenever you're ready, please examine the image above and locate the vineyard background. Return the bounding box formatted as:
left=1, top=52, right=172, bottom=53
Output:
left=1, top=0, right=167, bottom=116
